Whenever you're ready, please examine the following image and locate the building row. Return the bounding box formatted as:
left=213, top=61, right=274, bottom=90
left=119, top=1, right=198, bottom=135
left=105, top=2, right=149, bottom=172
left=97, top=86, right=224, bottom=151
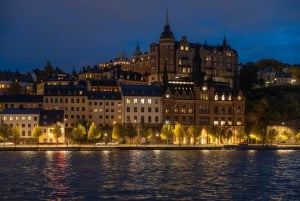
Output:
left=0, top=13, right=245, bottom=144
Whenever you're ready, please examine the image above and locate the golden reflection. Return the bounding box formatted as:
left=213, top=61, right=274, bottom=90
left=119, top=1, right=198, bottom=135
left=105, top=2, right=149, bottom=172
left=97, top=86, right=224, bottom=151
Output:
left=276, top=150, right=294, bottom=154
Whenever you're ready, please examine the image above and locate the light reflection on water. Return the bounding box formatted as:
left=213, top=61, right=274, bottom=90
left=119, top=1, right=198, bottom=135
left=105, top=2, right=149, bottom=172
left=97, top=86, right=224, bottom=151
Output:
left=0, top=150, right=300, bottom=200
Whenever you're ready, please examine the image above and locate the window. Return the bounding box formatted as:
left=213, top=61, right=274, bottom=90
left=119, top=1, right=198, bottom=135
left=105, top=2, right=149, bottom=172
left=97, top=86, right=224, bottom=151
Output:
left=141, top=99, right=145, bottom=104
left=134, top=107, right=137, bottom=112
left=214, top=94, right=218, bottom=101
left=141, top=107, right=144, bottom=112
left=148, top=99, right=152, bottom=104
left=148, top=107, right=151, bottom=112
left=127, top=107, right=130, bottom=112
left=134, top=99, right=138, bottom=104
left=126, top=98, right=130, bottom=104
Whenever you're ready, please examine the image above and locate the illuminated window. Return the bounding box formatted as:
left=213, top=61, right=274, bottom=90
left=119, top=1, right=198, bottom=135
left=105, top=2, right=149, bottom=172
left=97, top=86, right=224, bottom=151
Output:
left=180, top=46, right=184, bottom=50
left=185, top=46, right=189, bottom=51
left=28, top=116, right=31, bottom=121
left=126, top=98, right=131, bottom=104
left=213, top=121, right=219, bottom=125
left=148, top=99, right=151, bottom=104
left=134, top=99, right=138, bottom=104
left=141, top=99, right=145, bottom=104
left=214, top=94, right=218, bottom=101
left=221, top=94, right=225, bottom=101
left=174, top=105, right=179, bottom=113
left=181, top=105, right=186, bottom=113
left=22, top=116, right=25, bottom=120
left=165, top=105, right=170, bottom=113
left=188, top=106, right=193, bottom=113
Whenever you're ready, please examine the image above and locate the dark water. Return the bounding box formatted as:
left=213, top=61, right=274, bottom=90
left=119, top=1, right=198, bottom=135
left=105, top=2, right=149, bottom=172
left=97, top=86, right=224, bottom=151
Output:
left=0, top=150, right=300, bottom=201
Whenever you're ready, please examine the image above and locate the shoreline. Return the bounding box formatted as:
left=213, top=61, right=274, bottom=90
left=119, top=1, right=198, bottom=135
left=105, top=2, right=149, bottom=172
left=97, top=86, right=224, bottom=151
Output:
left=1, top=144, right=300, bottom=151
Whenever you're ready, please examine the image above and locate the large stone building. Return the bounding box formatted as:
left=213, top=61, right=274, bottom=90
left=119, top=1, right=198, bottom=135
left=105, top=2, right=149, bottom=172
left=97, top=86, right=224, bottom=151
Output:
left=103, top=13, right=239, bottom=90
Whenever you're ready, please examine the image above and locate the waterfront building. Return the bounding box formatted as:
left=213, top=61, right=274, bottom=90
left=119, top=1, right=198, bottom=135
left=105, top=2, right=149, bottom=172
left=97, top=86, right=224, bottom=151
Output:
left=120, top=84, right=162, bottom=128
left=1, top=108, right=39, bottom=144
left=39, top=109, right=65, bottom=144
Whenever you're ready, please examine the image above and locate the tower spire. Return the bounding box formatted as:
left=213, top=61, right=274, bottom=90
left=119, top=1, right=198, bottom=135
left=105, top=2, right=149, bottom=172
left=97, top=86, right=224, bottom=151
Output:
left=166, top=9, right=169, bottom=26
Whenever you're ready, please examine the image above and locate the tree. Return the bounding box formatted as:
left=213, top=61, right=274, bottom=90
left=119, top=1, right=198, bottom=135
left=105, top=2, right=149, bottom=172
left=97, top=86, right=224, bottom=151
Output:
left=11, top=125, right=21, bottom=147
left=72, top=123, right=86, bottom=146
left=160, top=123, right=174, bottom=144
left=140, top=122, right=152, bottom=144
left=32, top=125, right=43, bottom=147
left=112, top=123, right=123, bottom=142
left=174, top=123, right=185, bottom=146
left=125, top=123, right=137, bottom=144
left=266, top=128, right=278, bottom=145
left=208, top=126, right=220, bottom=144
left=239, top=62, right=258, bottom=92
left=187, top=125, right=201, bottom=146
left=295, top=132, right=300, bottom=143
left=52, top=123, right=63, bottom=147
left=88, top=122, right=102, bottom=145
left=0, top=122, right=11, bottom=146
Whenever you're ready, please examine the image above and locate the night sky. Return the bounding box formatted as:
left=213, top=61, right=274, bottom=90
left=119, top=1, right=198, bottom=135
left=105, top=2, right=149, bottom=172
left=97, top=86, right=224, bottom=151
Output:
left=1, top=0, right=300, bottom=73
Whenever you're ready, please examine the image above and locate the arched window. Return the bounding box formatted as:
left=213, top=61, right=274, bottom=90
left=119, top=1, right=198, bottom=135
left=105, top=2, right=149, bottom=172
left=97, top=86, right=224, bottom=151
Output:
left=165, top=104, right=170, bottom=113
left=188, top=105, right=193, bottom=113
left=181, top=105, right=186, bottom=113
left=174, top=105, right=179, bottom=113
left=214, top=94, right=218, bottom=101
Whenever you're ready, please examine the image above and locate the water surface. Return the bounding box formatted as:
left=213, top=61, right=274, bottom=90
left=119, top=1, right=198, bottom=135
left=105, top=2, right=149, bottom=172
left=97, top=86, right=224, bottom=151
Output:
left=0, top=150, right=299, bottom=200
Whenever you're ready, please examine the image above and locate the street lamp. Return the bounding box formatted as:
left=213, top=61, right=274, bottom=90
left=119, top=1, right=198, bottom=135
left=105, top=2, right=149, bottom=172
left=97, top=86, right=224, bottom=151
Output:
left=156, top=132, right=160, bottom=144
left=104, top=132, right=108, bottom=144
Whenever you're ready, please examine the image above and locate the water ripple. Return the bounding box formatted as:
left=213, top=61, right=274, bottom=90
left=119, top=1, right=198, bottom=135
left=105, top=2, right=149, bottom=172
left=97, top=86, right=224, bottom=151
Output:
left=1, top=150, right=300, bottom=200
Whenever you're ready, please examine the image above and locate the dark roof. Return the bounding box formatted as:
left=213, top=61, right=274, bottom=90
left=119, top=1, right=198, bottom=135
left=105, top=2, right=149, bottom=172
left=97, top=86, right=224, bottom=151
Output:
left=44, top=84, right=87, bottom=96
left=90, top=79, right=118, bottom=86
left=121, top=84, right=162, bottom=96
left=1, top=108, right=40, bottom=114
left=87, top=91, right=121, bottom=100
left=39, top=109, right=64, bottom=126
left=0, top=95, right=43, bottom=103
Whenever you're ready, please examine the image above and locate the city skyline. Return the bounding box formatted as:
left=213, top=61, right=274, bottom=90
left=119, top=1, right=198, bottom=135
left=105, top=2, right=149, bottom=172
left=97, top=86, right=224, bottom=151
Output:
left=1, top=0, right=300, bottom=73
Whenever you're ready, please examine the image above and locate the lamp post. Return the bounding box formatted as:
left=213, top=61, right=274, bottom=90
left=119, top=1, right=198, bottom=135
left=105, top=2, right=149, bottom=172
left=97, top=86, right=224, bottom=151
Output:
left=156, top=132, right=160, bottom=145
left=104, top=132, right=108, bottom=144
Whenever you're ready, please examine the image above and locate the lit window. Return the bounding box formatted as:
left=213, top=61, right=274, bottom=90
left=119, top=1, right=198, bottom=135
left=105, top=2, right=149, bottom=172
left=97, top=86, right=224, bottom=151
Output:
left=28, top=116, right=31, bottom=121
left=134, top=99, right=138, bottom=104
left=214, top=94, right=218, bottom=101
left=185, top=46, right=189, bottom=51
left=148, top=99, right=152, bottom=104
left=221, top=94, right=225, bottom=101
left=141, top=99, right=145, bottom=104
left=180, top=46, right=184, bottom=50
left=10, top=116, right=13, bottom=121
left=22, top=116, right=25, bottom=120
left=126, top=98, right=131, bottom=104
left=213, top=121, right=219, bottom=125
left=16, top=116, right=19, bottom=120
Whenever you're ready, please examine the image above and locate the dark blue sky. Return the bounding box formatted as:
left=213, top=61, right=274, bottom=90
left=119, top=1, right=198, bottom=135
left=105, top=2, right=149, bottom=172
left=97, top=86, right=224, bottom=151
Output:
left=1, top=0, right=300, bottom=73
